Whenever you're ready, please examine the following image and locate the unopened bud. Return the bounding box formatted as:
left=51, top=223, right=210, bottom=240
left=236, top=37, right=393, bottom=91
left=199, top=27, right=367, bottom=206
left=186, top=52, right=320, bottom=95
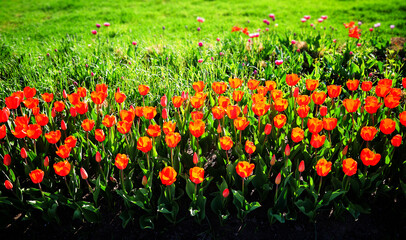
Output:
left=80, top=167, right=88, bottom=180
left=162, top=108, right=168, bottom=120
left=44, top=156, right=49, bottom=167
left=285, top=144, right=291, bottom=157
left=109, top=176, right=117, bottom=183
left=293, top=87, right=299, bottom=98
left=222, top=188, right=230, bottom=198
left=193, top=152, right=199, bottom=165
left=264, top=123, right=272, bottom=135
left=63, top=90, right=67, bottom=99
left=61, top=120, right=67, bottom=130
left=270, top=154, right=276, bottom=166
left=275, top=172, right=281, bottom=185
left=342, top=145, right=348, bottom=156
left=4, top=180, right=13, bottom=190
left=95, top=151, right=101, bottom=163
left=161, top=95, right=167, bottom=107
left=243, top=105, right=248, bottom=115
left=142, top=175, right=148, bottom=186
left=320, top=106, right=327, bottom=117
left=51, top=108, right=56, bottom=118
left=299, top=160, right=305, bottom=172
left=217, top=124, right=222, bottom=134
left=3, top=154, right=11, bottom=166
left=21, top=148, right=27, bottom=159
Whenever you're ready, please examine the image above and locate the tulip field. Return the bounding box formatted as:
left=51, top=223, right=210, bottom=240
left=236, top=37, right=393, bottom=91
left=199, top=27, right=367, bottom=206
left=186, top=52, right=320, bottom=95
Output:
left=1, top=0, right=406, bottom=238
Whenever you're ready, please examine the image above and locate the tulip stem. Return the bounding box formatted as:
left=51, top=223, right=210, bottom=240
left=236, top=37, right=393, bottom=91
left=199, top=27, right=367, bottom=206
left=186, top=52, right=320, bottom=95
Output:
left=242, top=178, right=245, bottom=196
left=226, top=150, right=230, bottom=165
left=274, top=184, right=279, bottom=204
left=146, top=152, right=150, bottom=170
left=86, top=179, right=94, bottom=193
left=171, top=148, right=174, bottom=167
left=120, top=169, right=126, bottom=194
left=64, top=176, right=74, bottom=200
left=194, top=183, right=197, bottom=202
left=258, top=116, right=261, bottom=138
left=318, top=176, right=323, bottom=196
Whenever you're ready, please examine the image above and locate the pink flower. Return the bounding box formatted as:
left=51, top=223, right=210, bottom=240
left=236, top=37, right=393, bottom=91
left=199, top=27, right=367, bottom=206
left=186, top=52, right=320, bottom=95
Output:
left=369, top=28, right=374, bottom=32
left=96, top=24, right=101, bottom=28
left=318, top=18, right=323, bottom=23
left=91, top=72, right=95, bottom=76
left=219, top=52, right=224, bottom=56
left=197, top=17, right=204, bottom=23
left=275, top=60, right=283, bottom=66
left=104, top=22, right=110, bottom=27
left=291, top=40, right=296, bottom=44
left=132, top=41, right=137, bottom=45
left=269, top=13, right=275, bottom=19
left=357, top=43, right=362, bottom=47
left=198, top=42, right=203, bottom=47
left=91, top=30, right=97, bottom=35
left=265, top=28, right=269, bottom=31
left=263, top=19, right=270, bottom=25
left=216, top=38, right=220, bottom=42
left=310, top=23, right=314, bottom=27
left=249, top=33, right=260, bottom=38
left=198, top=59, right=203, bottom=63
left=349, top=51, right=353, bottom=55
left=304, top=15, right=311, bottom=20
left=333, top=39, right=337, bottom=43
left=321, top=15, right=328, bottom=20
left=301, top=18, right=307, bottom=23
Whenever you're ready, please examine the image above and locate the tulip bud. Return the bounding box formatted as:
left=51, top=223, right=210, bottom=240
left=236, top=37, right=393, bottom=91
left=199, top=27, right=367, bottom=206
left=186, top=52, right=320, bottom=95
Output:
left=217, top=124, right=222, bottom=134
left=80, top=167, right=88, bottom=180
left=109, top=176, right=117, bottom=183
left=63, top=90, right=67, bottom=99
left=130, top=105, right=135, bottom=111
left=342, top=145, right=348, bottom=156
left=320, top=106, right=327, bottom=117
left=95, top=151, right=101, bottom=163
left=70, top=107, right=77, bottom=117
left=299, top=160, right=305, bottom=172
left=285, top=144, right=291, bottom=157
left=264, top=123, right=272, bottom=135
left=181, top=91, right=186, bottom=100
left=117, top=87, right=120, bottom=92
left=193, top=152, right=199, bottom=165
left=270, top=154, right=276, bottom=166
left=160, top=95, right=167, bottom=107
left=275, top=172, right=281, bottom=185
left=293, top=87, right=299, bottom=98
left=222, top=188, right=230, bottom=198
left=61, top=120, right=67, bottom=130
left=51, top=107, right=56, bottom=118
left=3, top=154, right=11, bottom=166
left=142, top=175, right=148, bottom=186
left=44, top=156, right=49, bottom=167
left=4, top=180, right=13, bottom=190
left=243, top=105, right=248, bottom=115
left=21, top=148, right=27, bottom=159
left=162, top=108, right=168, bottom=120
left=360, top=106, right=364, bottom=114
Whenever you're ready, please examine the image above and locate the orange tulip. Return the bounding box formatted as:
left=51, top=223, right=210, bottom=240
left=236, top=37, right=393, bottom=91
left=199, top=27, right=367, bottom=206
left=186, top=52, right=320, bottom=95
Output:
left=245, top=140, right=256, bottom=154
left=117, top=121, right=132, bottom=134
left=311, top=91, right=326, bottom=105
left=297, top=105, right=310, bottom=118
left=252, top=94, right=266, bottom=104
left=115, top=153, right=129, bottom=170
left=45, top=130, right=61, bottom=144
left=91, top=91, right=108, bottom=105
left=220, top=136, right=233, bottom=150
left=379, top=118, right=396, bottom=135
left=307, top=118, right=323, bottom=134
left=41, top=93, right=54, bottom=103
left=120, top=109, right=135, bottom=122
left=342, top=158, right=357, bottom=176
left=147, top=125, right=161, bottom=138
left=286, top=74, right=300, bottom=86
left=81, top=119, right=95, bottom=132
left=137, top=136, right=153, bottom=153
left=54, top=101, right=65, bottom=112
left=192, top=81, right=205, bottom=92
left=26, top=124, right=42, bottom=139
left=159, top=166, right=177, bottom=186
left=23, top=86, right=36, bottom=98
left=143, top=107, right=157, bottom=120
left=68, top=93, right=80, bottom=105
left=218, top=96, right=230, bottom=108
left=306, top=79, right=319, bottom=91
left=361, top=81, right=373, bottom=92
left=172, top=96, right=184, bottom=108
left=265, top=80, right=277, bottom=91
left=77, top=87, right=87, bottom=97
left=0, top=107, right=10, bottom=123
left=384, top=94, right=400, bottom=109
left=190, top=96, right=205, bottom=109
left=360, top=148, right=381, bottom=166
left=271, top=90, right=283, bottom=101
left=273, top=114, right=287, bottom=129
left=360, top=126, right=378, bottom=141
left=165, top=132, right=181, bottom=148
left=291, top=127, right=304, bottom=143
left=5, top=95, right=21, bottom=109
left=232, top=90, right=244, bottom=102
left=11, top=124, right=27, bottom=139
left=229, top=78, right=242, bottom=89
left=257, top=86, right=268, bottom=96
left=191, top=111, right=203, bottom=121
left=115, top=91, right=127, bottom=103
left=273, top=98, right=288, bottom=112
left=310, top=133, right=326, bottom=148
left=56, top=145, right=72, bottom=159
left=226, top=105, right=241, bottom=119
left=399, top=111, right=406, bottom=127
left=95, top=83, right=108, bottom=94
left=391, top=134, right=402, bottom=147
left=29, top=169, right=44, bottom=184
left=189, top=120, right=205, bottom=138
left=346, top=79, right=359, bottom=91
left=327, top=85, right=341, bottom=99
left=0, top=125, right=6, bottom=139
left=252, top=102, right=270, bottom=116
left=23, top=98, right=39, bottom=109
left=236, top=161, right=255, bottom=178
left=247, top=79, right=260, bottom=90
left=212, top=106, right=225, bottom=120
left=315, top=159, right=332, bottom=177
left=163, top=121, right=176, bottom=135
left=375, top=84, right=391, bottom=98
left=53, top=160, right=71, bottom=176
left=95, top=129, right=106, bottom=142
left=189, top=167, right=204, bottom=184
left=138, top=85, right=150, bottom=96
left=364, top=96, right=382, bottom=114
left=102, top=115, right=116, bottom=128
left=135, top=106, right=144, bottom=117
left=296, top=95, right=310, bottom=106
left=64, top=135, right=77, bottom=148
left=212, top=82, right=228, bottom=95
left=234, top=117, right=250, bottom=131
left=343, top=99, right=361, bottom=113
left=322, top=118, right=337, bottom=131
